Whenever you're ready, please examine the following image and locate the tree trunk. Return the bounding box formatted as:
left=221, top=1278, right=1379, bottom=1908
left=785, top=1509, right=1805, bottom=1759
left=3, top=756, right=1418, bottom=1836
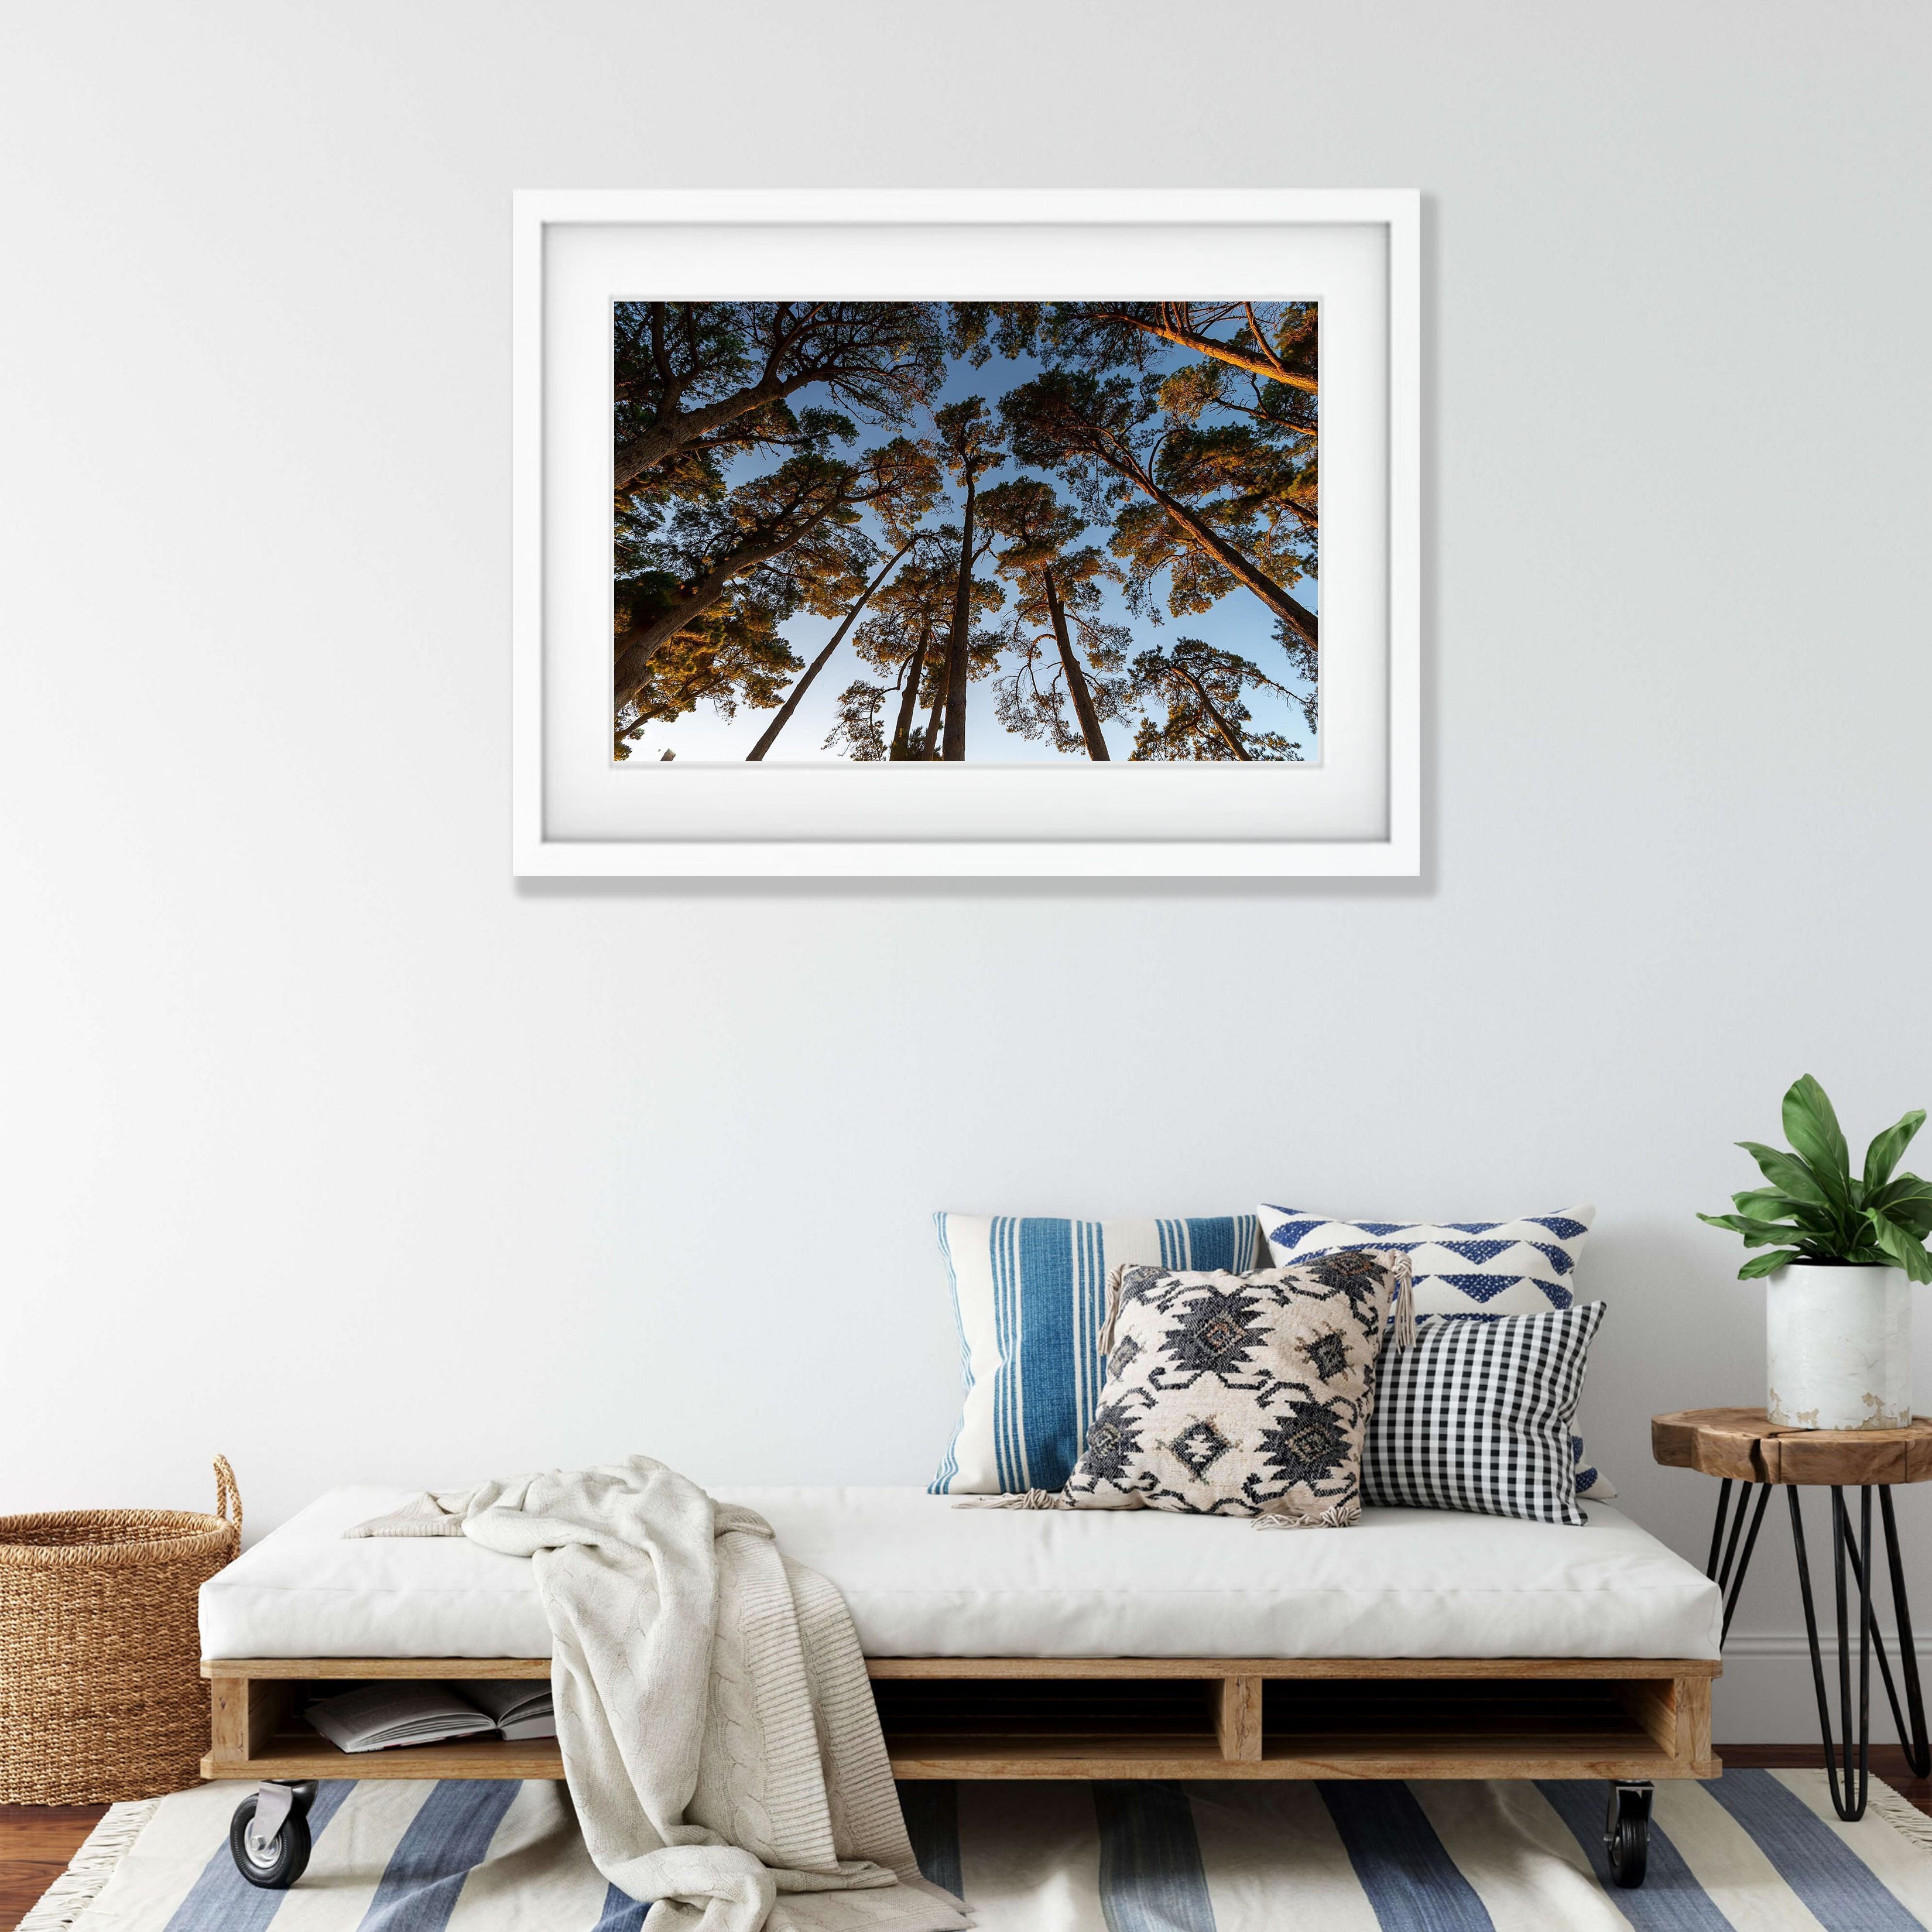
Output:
left=615, top=371, right=813, bottom=495
left=745, top=539, right=914, bottom=761
left=1116, top=455, right=1319, bottom=651
left=942, top=471, right=977, bottom=761
left=1171, top=664, right=1252, bottom=759
left=614, top=516, right=834, bottom=717
left=889, top=618, right=931, bottom=760
left=919, top=682, right=946, bottom=760
left=614, top=579, right=737, bottom=713
left=1042, top=567, right=1109, bottom=761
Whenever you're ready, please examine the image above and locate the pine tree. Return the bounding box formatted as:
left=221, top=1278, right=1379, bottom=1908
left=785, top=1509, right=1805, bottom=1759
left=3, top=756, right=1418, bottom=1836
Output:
left=954, top=301, right=1316, bottom=398
left=613, top=594, right=801, bottom=758
left=999, top=371, right=1318, bottom=655
left=613, top=303, right=946, bottom=498
left=613, top=439, right=935, bottom=721
left=823, top=680, right=889, bottom=760
left=929, top=398, right=1005, bottom=759
left=849, top=559, right=951, bottom=761
left=742, top=450, right=943, bottom=760
left=975, top=477, right=1126, bottom=759
left=1126, top=639, right=1301, bottom=762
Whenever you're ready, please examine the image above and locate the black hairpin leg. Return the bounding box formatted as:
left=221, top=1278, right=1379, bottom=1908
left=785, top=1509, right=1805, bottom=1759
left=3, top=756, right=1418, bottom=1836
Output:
left=1882, top=1488, right=1931, bottom=1776
left=1839, top=1487, right=1932, bottom=1777
left=1790, top=1486, right=1875, bottom=1820
left=1704, top=1477, right=1772, bottom=1641
left=1708, top=1474, right=1927, bottom=1811
left=1705, top=1477, right=1734, bottom=1578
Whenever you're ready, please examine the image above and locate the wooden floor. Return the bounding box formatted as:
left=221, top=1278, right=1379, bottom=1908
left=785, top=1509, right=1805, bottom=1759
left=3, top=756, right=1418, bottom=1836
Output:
left=2, top=1749, right=1927, bottom=1932
left=0, top=1805, right=107, bottom=1932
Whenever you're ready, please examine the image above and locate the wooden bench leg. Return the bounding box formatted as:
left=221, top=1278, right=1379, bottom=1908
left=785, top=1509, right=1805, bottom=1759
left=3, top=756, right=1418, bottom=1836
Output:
left=1680, top=1675, right=1712, bottom=1770
left=210, top=1674, right=252, bottom=1766
left=1214, top=1676, right=1263, bottom=1762
left=208, top=1672, right=292, bottom=1774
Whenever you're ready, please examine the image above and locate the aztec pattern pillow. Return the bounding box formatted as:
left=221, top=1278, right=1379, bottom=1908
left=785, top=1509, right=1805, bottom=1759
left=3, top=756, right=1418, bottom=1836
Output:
left=1058, top=1251, right=1413, bottom=1524
left=1362, top=1301, right=1606, bottom=1526
left=929, top=1212, right=1263, bottom=1495
left=1258, top=1201, right=1614, bottom=1499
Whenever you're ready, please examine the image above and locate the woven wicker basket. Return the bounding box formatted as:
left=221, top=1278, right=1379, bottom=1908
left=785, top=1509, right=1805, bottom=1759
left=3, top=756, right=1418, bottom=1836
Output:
left=0, top=1457, right=241, bottom=1803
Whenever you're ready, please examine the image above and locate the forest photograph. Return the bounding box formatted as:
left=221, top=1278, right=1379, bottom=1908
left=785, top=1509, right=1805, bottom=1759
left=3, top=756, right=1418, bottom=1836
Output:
left=613, top=300, right=1318, bottom=763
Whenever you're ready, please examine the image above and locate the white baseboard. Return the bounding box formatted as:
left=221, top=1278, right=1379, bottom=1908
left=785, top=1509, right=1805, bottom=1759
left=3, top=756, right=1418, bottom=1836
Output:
left=1724, top=1633, right=1932, bottom=1659
left=1714, top=1632, right=1930, bottom=1743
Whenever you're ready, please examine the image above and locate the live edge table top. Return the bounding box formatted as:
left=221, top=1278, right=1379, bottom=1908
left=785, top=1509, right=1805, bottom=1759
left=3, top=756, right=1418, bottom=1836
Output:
left=1652, top=1407, right=1932, bottom=1486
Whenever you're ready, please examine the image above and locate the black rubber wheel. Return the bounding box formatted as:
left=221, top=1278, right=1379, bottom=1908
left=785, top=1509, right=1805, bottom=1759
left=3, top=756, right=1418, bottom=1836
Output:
left=229, top=1797, right=312, bottom=1889
left=1605, top=1787, right=1650, bottom=1890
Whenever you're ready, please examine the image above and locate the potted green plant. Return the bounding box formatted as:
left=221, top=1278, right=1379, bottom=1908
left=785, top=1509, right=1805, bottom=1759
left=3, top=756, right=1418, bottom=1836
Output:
left=1699, top=1075, right=1932, bottom=1430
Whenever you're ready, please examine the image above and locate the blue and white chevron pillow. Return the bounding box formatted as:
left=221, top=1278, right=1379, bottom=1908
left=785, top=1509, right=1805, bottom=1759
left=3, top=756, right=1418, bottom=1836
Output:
left=1258, top=1202, right=1614, bottom=1499
left=929, top=1212, right=1264, bottom=1496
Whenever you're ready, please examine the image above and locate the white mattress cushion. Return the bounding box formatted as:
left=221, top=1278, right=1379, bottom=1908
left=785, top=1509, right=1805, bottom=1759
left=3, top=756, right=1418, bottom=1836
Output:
left=199, top=1484, right=1720, bottom=1662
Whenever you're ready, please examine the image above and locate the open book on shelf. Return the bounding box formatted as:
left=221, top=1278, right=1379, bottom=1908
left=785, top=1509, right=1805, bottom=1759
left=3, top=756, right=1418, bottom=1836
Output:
left=457, top=1679, right=557, bottom=1741
left=306, top=1680, right=557, bottom=1753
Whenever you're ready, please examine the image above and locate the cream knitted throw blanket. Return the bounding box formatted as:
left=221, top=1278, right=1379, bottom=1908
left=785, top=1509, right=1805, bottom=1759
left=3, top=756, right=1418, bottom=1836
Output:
left=347, top=1460, right=966, bottom=1932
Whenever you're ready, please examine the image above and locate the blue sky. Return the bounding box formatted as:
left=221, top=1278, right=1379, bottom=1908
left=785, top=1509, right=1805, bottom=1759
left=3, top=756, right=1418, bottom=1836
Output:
left=630, top=327, right=1318, bottom=763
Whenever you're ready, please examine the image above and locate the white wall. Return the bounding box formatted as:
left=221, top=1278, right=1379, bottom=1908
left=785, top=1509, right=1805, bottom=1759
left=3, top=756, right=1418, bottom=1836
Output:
left=3, top=0, right=1928, bottom=1743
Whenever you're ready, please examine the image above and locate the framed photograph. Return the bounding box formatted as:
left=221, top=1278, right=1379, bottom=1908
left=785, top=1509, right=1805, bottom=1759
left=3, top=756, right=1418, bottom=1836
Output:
left=512, top=191, right=1418, bottom=876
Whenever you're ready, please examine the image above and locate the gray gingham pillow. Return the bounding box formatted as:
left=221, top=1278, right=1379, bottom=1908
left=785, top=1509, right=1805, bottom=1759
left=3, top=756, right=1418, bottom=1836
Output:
left=1362, top=1301, right=1606, bottom=1527
left=1053, top=1251, right=1414, bottom=1526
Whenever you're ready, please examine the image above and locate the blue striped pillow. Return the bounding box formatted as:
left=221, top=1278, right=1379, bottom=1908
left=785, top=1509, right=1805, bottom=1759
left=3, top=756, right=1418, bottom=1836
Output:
left=929, top=1213, right=1264, bottom=1495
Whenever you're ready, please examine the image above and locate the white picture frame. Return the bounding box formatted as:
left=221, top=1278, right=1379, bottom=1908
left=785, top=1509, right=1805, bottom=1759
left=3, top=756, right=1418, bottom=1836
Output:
left=512, top=190, right=1419, bottom=877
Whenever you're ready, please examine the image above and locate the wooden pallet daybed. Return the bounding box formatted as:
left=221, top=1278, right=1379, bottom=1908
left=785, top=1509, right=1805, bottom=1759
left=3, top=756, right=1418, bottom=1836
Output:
left=200, top=1485, right=1725, bottom=1891
left=203, top=1650, right=1715, bottom=1892
left=204, top=1651, right=1717, bottom=1787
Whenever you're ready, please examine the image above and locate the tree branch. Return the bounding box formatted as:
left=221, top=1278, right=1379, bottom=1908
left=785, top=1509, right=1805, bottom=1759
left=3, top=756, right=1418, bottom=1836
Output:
left=1089, top=307, right=1318, bottom=395
left=1170, top=662, right=1252, bottom=759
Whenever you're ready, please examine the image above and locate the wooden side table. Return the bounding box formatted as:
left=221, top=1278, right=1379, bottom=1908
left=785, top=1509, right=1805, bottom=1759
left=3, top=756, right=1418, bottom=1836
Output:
left=1653, top=1406, right=1932, bottom=1820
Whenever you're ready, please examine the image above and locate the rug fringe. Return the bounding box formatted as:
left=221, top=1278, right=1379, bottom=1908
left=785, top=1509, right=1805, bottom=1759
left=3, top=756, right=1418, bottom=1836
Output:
left=16, top=1798, right=162, bottom=1932
left=1864, top=1779, right=1932, bottom=1854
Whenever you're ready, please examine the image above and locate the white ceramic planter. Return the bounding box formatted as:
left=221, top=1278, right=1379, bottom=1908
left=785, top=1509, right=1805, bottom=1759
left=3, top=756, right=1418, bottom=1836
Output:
left=1766, top=1263, right=1912, bottom=1430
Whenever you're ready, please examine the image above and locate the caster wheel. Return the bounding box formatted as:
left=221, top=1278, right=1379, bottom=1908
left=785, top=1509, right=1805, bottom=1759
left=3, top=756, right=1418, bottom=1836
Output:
left=1604, top=1783, right=1652, bottom=1890
left=229, top=1794, right=313, bottom=1889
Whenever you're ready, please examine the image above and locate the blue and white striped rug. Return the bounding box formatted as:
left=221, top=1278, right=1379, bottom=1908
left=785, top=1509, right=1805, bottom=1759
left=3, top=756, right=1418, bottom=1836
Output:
left=24, top=1773, right=1932, bottom=1931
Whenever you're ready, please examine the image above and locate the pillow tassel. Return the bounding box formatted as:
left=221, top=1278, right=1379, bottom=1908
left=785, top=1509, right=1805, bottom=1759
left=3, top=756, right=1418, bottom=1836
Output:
left=953, top=1489, right=1074, bottom=1511
left=1391, top=1261, right=1415, bottom=1350
left=1254, top=1501, right=1356, bottom=1532
left=1095, top=1263, right=1129, bottom=1361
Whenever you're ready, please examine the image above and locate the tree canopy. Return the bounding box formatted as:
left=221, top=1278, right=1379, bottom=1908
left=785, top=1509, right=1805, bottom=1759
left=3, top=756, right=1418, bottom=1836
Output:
left=612, top=299, right=1317, bottom=762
